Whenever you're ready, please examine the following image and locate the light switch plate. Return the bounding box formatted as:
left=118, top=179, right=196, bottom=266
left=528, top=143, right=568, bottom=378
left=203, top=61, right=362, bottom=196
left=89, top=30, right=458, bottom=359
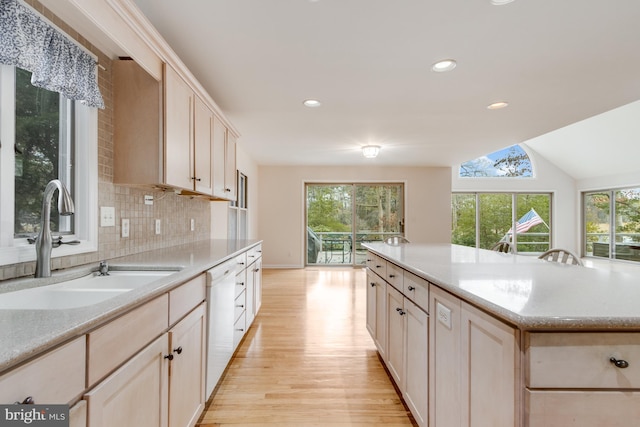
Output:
left=190, top=218, right=195, bottom=231
left=121, top=218, right=130, bottom=238
left=155, top=219, right=161, bottom=235
left=100, top=206, right=115, bottom=227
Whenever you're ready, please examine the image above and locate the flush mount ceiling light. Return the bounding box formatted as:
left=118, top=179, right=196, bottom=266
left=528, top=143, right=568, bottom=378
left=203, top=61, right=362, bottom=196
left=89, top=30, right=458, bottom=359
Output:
left=490, top=0, right=515, bottom=5
left=431, top=59, right=457, bottom=73
left=362, top=145, right=381, bottom=158
left=303, top=99, right=322, bottom=108
left=487, top=101, right=509, bottom=110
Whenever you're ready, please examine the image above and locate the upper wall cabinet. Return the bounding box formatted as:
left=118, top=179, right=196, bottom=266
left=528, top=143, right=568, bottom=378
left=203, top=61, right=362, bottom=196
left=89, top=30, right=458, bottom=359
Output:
left=113, top=60, right=237, bottom=201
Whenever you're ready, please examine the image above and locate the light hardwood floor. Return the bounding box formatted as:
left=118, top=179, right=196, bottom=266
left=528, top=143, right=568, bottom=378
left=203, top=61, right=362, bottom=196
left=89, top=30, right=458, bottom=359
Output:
left=197, top=268, right=417, bottom=427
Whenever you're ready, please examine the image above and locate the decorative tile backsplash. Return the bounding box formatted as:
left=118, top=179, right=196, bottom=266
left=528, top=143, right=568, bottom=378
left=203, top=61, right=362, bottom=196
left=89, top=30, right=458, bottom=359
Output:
left=0, top=0, right=212, bottom=281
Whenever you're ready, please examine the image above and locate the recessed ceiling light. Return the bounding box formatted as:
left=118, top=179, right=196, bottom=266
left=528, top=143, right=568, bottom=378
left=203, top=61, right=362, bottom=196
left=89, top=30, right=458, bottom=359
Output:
left=362, top=145, right=381, bottom=158
left=303, top=99, right=322, bottom=108
left=490, top=0, right=515, bottom=5
left=487, top=101, right=509, bottom=110
left=431, top=59, right=457, bottom=73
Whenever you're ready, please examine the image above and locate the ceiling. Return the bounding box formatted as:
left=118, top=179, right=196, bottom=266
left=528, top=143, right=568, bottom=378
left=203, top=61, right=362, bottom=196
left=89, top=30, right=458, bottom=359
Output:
left=131, top=0, right=640, bottom=172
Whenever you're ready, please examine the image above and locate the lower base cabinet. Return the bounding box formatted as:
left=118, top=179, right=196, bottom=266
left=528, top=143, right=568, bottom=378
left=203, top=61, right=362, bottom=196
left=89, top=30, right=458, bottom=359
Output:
left=85, top=304, right=206, bottom=427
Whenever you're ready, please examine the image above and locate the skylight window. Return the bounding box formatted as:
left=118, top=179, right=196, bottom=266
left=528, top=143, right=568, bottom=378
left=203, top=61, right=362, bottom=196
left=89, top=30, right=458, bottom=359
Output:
left=459, top=145, right=532, bottom=178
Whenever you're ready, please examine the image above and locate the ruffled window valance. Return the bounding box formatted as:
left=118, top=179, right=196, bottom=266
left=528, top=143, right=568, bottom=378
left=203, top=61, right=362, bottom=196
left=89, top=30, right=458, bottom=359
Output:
left=0, top=0, right=104, bottom=108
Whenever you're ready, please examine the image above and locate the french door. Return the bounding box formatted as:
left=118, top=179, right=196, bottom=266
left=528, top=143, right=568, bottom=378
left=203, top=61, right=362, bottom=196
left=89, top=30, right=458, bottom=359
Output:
left=306, top=183, right=404, bottom=266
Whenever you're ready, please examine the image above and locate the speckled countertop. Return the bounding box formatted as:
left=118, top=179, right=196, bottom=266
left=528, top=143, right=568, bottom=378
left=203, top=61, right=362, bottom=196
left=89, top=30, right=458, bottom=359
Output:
left=364, top=242, right=640, bottom=331
left=0, top=239, right=261, bottom=374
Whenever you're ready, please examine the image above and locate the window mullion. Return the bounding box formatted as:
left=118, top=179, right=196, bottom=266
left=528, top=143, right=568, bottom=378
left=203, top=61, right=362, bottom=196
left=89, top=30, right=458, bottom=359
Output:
left=0, top=65, right=16, bottom=247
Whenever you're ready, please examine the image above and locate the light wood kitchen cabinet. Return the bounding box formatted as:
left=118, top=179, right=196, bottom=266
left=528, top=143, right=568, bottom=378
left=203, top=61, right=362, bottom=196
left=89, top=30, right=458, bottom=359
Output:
left=168, top=304, right=206, bottom=427
left=0, top=336, right=85, bottom=405
left=366, top=269, right=387, bottom=359
left=164, top=64, right=194, bottom=191
left=403, top=298, right=429, bottom=427
left=429, top=285, right=517, bottom=427
left=525, top=332, right=640, bottom=426
left=212, top=115, right=237, bottom=200
left=113, top=59, right=236, bottom=199
left=386, top=284, right=405, bottom=388
left=367, top=252, right=428, bottom=427
left=84, top=334, right=169, bottom=427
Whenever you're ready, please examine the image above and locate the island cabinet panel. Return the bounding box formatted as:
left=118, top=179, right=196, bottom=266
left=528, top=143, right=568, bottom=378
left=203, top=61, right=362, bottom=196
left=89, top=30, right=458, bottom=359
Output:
left=386, top=261, right=404, bottom=291
left=461, top=302, right=517, bottom=427
left=526, top=332, right=640, bottom=389
left=526, top=390, right=640, bottom=427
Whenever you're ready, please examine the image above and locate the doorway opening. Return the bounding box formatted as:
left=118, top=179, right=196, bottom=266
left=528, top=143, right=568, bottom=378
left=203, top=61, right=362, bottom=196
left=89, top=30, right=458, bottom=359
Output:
left=306, top=183, right=405, bottom=266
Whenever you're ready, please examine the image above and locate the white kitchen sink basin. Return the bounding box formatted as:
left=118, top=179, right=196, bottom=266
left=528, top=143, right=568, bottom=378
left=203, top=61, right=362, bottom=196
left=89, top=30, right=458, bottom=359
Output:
left=0, top=270, right=175, bottom=310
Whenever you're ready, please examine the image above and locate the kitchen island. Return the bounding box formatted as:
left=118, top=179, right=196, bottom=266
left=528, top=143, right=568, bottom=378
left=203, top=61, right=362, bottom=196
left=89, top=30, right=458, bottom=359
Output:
left=364, top=242, right=640, bottom=427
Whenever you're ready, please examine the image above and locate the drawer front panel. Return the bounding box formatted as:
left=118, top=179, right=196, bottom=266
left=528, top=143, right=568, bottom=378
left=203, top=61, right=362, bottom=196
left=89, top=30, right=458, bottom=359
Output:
left=527, top=332, right=640, bottom=388
left=235, top=253, right=247, bottom=274
left=0, top=336, right=85, bottom=405
left=233, top=312, right=246, bottom=349
left=404, top=271, right=429, bottom=313
left=247, top=244, right=262, bottom=264
left=386, top=262, right=403, bottom=291
left=527, top=389, right=640, bottom=427
left=169, top=274, right=206, bottom=325
left=88, top=295, right=168, bottom=387
left=235, top=270, right=247, bottom=298
left=367, top=253, right=387, bottom=279
left=234, top=290, right=246, bottom=323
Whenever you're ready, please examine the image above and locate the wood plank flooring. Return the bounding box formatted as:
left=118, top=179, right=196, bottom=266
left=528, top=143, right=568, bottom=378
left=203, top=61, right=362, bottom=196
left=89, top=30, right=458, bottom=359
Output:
left=197, top=268, right=417, bottom=427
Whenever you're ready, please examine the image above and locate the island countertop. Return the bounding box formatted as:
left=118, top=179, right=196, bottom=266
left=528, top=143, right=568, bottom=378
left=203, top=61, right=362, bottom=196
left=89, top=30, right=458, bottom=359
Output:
left=364, top=242, right=640, bottom=331
left=0, top=239, right=261, bottom=373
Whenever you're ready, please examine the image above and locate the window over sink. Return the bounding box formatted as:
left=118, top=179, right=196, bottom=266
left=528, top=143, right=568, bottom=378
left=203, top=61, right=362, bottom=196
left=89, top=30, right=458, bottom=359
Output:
left=0, top=64, right=98, bottom=266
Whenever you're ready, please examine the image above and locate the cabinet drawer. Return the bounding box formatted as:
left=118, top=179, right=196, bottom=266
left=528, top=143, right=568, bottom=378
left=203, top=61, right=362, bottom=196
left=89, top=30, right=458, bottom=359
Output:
left=235, top=253, right=247, bottom=274
left=234, top=290, right=246, bottom=323
left=404, top=271, right=429, bottom=313
left=246, top=244, right=262, bottom=264
left=0, top=336, right=85, bottom=405
left=169, top=274, right=206, bottom=325
left=527, top=332, right=640, bottom=389
left=233, top=312, right=246, bottom=349
left=527, top=389, right=640, bottom=427
left=235, top=270, right=246, bottom=298
left=367, top=253, right=387, bottom=279
left=386, top=262, right=403, bottom=290
left=88, top=295, right=168, bottom=387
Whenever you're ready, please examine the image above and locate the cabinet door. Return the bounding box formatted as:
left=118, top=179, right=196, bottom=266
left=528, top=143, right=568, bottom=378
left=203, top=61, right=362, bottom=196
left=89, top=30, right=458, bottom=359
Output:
left=366, top=270, right=377, bottom=339
left=168, top=304, right=206, bottom=427
left=193, top=96, right=213, bottom=194
left=85, top=334, right=169, bottom=427
left=224, top=131, right=237, bottom=200
left=385, top=284, right=405, bottom=389
left=461, top=302, right=516, bottom=427
left=404, top=299, right=428, bottom=427
left=374, top=277, right=387, bottom=359
left=429, top=286, right=462, bottom=427
left=253, top=258, right=262, bottom=315
left=212, top=115, right=227, bottom=198
left=164, top=65, right=194, bottom=190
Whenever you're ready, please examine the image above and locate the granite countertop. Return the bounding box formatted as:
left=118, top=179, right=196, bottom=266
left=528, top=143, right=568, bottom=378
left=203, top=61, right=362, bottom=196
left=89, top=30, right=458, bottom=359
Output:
left=0, top=239, right=261, bottom=373
left=364, top=242, right=640, bottom=331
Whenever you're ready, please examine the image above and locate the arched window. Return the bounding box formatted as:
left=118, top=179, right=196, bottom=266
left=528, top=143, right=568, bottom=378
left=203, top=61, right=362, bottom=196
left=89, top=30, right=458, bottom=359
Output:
left=459, top=145, right=533, bottom=178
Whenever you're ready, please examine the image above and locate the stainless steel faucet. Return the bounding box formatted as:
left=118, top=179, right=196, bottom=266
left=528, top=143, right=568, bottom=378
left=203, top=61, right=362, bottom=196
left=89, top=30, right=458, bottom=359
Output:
left=35, top=180, right=75, bottom=278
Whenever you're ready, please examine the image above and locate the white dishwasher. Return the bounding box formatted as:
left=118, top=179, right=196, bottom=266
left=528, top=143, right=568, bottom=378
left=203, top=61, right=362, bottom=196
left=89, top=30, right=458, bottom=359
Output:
left=205, top=258, right=236, bottom=399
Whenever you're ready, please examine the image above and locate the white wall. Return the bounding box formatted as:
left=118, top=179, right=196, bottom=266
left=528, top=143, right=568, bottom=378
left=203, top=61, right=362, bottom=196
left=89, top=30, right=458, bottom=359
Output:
left=211, top=144, right=259, bottom=239
left=451, top=145, right=578, bottom=253
left=258, top=165, right=452, bottom=268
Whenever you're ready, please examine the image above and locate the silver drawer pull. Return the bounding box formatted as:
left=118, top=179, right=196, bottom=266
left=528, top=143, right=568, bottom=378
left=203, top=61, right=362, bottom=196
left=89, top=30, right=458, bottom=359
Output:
left=610, top=357, right=630, bottom=369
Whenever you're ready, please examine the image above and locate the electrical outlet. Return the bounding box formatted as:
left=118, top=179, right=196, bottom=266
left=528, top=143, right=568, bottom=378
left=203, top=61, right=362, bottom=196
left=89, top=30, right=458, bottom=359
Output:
left=144, top=195, right=154, bottom=205
left=121, top=218, right=130, bottom=238
left=155, top=219, right=161, bottom=235
left=436, top=302, right=452, bottom=330
left=190, top=218, right=195, bottom=231
left=100, top=206, right=115, bottom=227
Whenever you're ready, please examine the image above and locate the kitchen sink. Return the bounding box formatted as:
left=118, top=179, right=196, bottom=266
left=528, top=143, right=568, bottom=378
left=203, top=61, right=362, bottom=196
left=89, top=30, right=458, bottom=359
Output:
left=0, top=270, right=176, bottom=310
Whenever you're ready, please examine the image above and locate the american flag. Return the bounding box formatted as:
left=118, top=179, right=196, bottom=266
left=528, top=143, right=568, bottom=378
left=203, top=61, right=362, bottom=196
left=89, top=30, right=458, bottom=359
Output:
left=508, top=208, right=544, bottom=234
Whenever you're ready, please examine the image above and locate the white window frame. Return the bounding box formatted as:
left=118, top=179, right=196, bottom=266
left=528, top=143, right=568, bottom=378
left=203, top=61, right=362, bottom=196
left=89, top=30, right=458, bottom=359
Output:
left=0, top=65, right=98, bottom=267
